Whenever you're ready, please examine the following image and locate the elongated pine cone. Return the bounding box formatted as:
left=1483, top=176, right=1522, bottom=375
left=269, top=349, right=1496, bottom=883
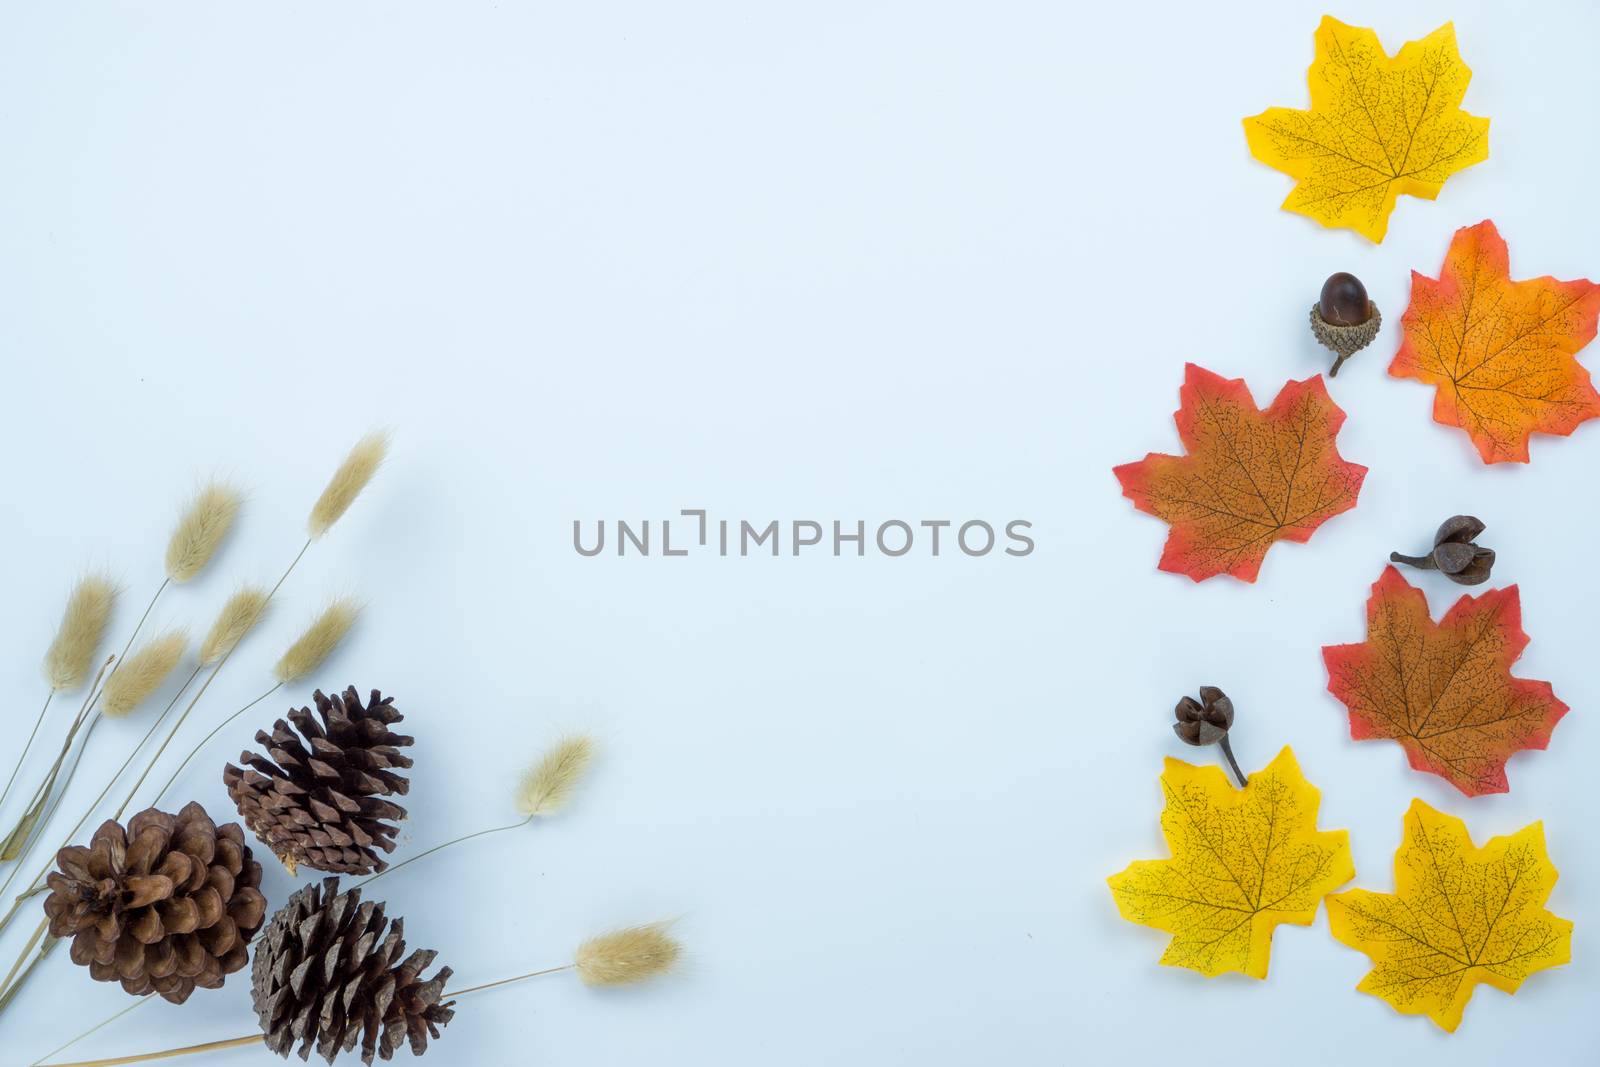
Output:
left=224, top=687, right=413, bottom=875
left=252, top=877, right=454, bottom=1064
left=43, top=802, right=266, bottom=1004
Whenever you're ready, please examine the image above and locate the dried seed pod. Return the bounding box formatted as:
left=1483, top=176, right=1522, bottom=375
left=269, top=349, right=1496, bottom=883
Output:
left=1172, top=686, right=1247, bottom=787
left=1310, top=272, right=1381, bottom=377
left=43, top=802, right=266, bottom=1004
left=252, top=877, right=454, bottom=1064
left=1390, top=515, right=1496, bottom=585
left=224, top=687, right=413, bottom=875
left=1173, top=686, right=1233, bottom=746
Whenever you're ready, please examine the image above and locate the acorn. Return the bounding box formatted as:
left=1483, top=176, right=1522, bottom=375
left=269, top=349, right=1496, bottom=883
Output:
left=1309, top=272, right=1381, bottom=377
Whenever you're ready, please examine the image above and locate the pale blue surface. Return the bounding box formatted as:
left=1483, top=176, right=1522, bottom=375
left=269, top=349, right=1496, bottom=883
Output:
left=0, top=2, right=1595, bottom=1064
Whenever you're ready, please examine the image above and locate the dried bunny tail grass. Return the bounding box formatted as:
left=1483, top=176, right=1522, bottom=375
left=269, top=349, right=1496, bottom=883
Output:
left=42, top=575, right=118, bottom=691
left=273, top=597, right=361, bottom=683
left=308, top=430, right=391, bottom=538
left=514, top=735, right=595, bottom=818
left=199, top=586, right=271, bottom=665
left=575, top=922, right=682, bottom=987
left=165, top=481, right=243, bottom=582
left=101, top=630, right=188, bottom=717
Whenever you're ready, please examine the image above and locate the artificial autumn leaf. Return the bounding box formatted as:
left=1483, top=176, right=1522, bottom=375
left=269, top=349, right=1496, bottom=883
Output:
left=1322, top=566, right=1568, bottom=796
left=1390, top=220, right=1600, bottom=463
left=1107, top=747, right=1353, bottom=979
left=1113, top=363, right=1366, bottom=582
left=1328, top=799, right=1572, bottom=1032
left=1243, top=17, right=1488, bottom=243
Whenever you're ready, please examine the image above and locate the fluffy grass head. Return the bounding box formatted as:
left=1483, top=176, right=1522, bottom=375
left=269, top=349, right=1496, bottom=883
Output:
left=308, top=431, right=390, bottom=538
left=102, top=630, right=188, bottom=717
left=165, top=481, right=243, bottom=583
left=575, top=923, right=682, bottom=987
left=199, top=587, right=270, bottom=666
left=273, top=597, right=360, bottom=683
left=43, top=575, right=118, bottom=692
left=514, top=735, right=595, bottom=818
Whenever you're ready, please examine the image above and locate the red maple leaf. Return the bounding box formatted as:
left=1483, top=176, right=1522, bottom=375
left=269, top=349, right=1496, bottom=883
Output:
left=1322, top=566, right=1569, bottom=796
left=1114, top=364, right=1366, bottom=582
left=1390, top=219, right=1600, bottom=463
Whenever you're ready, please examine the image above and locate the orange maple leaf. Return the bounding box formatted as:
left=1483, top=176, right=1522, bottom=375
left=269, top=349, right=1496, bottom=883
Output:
left=1390, top=219, right=1600, bottom=463
left=1113, top=364, right=1366, bottom=582
left=1322, top=566, right=1569, bottom=796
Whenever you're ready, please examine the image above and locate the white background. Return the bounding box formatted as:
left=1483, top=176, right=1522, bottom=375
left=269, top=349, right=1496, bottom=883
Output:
left=0, top=1, right=1596, bottom=1064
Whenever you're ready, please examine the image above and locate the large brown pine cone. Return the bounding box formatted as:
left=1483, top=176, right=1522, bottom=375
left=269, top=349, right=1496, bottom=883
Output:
left=224, top=687, right=413, bottom=875
left=252, top=877, right=454, bottom=1064
left=43, top=802, right=267, bottom=1004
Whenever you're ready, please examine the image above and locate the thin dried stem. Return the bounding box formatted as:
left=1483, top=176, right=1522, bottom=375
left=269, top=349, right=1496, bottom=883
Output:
left=6, top=668, right=200, bottom=914
left=0, top=915, right=48, bottom=999
left=39, top=1033, right=262, bottom=1067
left=354, top=815, right=533, bottom=890
left=19, top=574, right=170, bottom=831
left=0, top=658, right=113, bottom=870
left=446, top=963, right=573, bottom=997
left=35, top=961, right=578, bottom=1066
left=0, top=691, right=53, bottom=814
left=151, top=682, right=281, bottom=806
left=117, top=541, right=311, bottom=819
left=28, top=996, right=151, bottom=1067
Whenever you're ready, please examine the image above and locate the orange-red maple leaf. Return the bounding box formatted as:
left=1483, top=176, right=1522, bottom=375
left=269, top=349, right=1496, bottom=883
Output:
left=1113, top=364, right=1366, bottom=582
left=1322, top=566, right=1569, bottom=796
left=1390, top=219, right=1600, bottom=463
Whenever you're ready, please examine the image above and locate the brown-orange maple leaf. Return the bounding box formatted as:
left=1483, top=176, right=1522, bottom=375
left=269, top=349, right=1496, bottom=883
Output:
left=1113, top=364, right=1366, bottom=582
left=1390, top=219, right=1600, bottom=463
left=1322, top=566, right=1569, bottom=796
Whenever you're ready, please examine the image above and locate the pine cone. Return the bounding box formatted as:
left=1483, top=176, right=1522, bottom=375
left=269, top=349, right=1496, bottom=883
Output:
left=43, top=802, right=266, bottom=1004
left=252, top=877, right=454, bottom=1064
left=224, top=687, right=413, bottom=875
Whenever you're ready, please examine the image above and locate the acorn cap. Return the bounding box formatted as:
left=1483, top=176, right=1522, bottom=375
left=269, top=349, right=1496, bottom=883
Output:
left=1310, top=302, right=1382, bottom=358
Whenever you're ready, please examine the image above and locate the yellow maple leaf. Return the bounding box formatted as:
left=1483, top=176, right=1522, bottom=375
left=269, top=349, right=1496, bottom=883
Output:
left=1243, top=16, right=1489, bottom=242
left=1328, top=799, right=1572, bottom=1032
left=1107, top=747, right=1353, bottom=978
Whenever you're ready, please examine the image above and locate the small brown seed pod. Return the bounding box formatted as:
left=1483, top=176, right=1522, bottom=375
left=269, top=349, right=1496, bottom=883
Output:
left=1173, top=686, right=1247, bottom=787
left=1391, top=515, right=1496, bottom=585
left=1310, top=272, right=1381, bottom=377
